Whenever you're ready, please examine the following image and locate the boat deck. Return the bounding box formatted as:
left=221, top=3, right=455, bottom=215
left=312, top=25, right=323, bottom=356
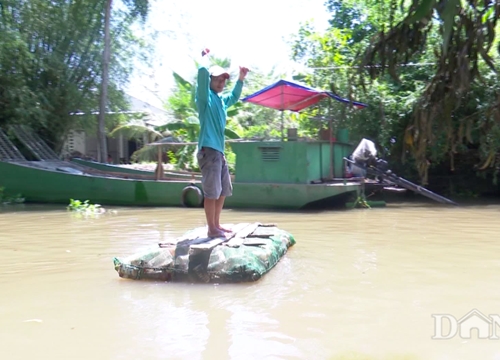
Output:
left=4, top=159, right=376, bottom=186
left=6, top=160, right=200, bottom=182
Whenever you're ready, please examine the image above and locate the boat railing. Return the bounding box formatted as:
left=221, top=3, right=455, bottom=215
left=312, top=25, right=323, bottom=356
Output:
left=9, top=124, right=60, bottom=161
left=0, top=129, right=26, bottom=162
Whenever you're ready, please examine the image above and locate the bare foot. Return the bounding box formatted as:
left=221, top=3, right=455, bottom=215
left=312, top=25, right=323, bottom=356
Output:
left=218, top=225, right=232, bottom=233
left=207, top=229, right=225, bottom=238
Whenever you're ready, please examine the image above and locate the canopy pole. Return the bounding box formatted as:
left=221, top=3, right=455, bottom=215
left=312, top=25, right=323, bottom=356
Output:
left=329, top=117, right=333, bottom=179
left=328, top=98, right=334, bottom=179
left=280, top=112, right=284, bottom=141
left=280, top=86, right=284, bottom=141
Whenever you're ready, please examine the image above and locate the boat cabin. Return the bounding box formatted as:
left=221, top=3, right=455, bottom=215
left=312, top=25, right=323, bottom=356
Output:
left=231, top=130, right=353, bottom=185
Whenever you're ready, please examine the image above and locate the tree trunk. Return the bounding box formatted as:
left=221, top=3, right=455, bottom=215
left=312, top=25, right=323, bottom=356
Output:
left=98, top=0, right=112, bottom=163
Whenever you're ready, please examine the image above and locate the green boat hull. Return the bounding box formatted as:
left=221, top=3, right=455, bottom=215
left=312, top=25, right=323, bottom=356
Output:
left=0, top=161, right=360, bottom=209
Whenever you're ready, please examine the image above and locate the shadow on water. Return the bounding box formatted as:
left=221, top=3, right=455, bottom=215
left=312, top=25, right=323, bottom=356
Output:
left=228, top=192, right=355, bottom=214
left=369, top=185, right=500, bottom=207
left=0, top=203, right=66, bottom=213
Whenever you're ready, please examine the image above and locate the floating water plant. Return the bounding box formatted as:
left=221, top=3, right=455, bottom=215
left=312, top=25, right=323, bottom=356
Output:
left=67, top=199, right=105, bottom=214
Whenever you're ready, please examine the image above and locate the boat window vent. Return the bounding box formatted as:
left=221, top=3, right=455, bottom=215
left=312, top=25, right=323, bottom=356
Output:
left=259, top=147, right=281, bottom=161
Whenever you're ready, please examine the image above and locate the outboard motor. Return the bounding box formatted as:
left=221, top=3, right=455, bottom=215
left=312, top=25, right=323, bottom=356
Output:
left=345, top=138, right=458, bottom=206
left=350, top=138, right=379, bottom=177
left=352, top=138, right=378, bottom=164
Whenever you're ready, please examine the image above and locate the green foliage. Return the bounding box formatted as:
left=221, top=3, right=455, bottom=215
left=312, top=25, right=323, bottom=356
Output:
left=67, top=199, right=104, bottom=214
left=231, top=67, right=288, bottom=140
left=224, top=144, right=237, bottom=174
left=354, top=0, right=500, bottom=184
left=347, top=196, right=372, bottom=209
left=0, top=0, right=152, bottom=152
left=109, top=117, right=170, bottom=163
left=167, top=150, right=177, bottom=165
left=110, top=119, right=164, bottom=143
left=167, top=71, right=197, bottom=120
left=121, top=0, right=150, bottom=22
left=287, top=0, right=500, bottom=192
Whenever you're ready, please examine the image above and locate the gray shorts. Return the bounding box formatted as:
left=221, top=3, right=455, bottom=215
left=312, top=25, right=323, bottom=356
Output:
left=196, top=147, right=233, bottom=199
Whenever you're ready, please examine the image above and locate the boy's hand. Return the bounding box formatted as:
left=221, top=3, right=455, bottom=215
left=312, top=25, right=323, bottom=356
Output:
left=238, top=66, right=250, bottom=81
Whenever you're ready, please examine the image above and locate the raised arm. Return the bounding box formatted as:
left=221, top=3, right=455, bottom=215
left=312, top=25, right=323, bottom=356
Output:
left=222, top=80, right=243, bottom=108
left=195, top=49, right=212, bottom=109
left=221, top=66, right=249, bottom=108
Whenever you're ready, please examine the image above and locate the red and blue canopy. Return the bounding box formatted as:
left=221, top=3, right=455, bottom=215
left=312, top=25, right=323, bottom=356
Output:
left=241, top=79, right=368, bottom=112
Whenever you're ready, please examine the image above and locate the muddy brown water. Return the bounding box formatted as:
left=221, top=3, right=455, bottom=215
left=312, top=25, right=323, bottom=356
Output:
left=1, top=201, right=500, bottom=360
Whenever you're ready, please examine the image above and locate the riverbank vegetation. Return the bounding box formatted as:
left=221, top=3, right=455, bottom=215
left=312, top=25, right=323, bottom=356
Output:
left=0, top=0, right=151, bottom=156
left=1, top=0, right=499, bottom=197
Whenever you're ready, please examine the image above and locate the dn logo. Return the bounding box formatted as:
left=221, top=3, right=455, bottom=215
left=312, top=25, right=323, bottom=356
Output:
left=432, top=309, right=500, bottom=340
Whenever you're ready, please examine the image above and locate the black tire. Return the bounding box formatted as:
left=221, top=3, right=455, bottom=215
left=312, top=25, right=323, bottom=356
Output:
left=181, top=185, right=204, bottom=207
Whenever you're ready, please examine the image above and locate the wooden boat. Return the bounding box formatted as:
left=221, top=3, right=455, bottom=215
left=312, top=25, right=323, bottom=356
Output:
left=70, top=157, right=202, bottom=181
left=113, top=222, right=296, bottom=283
left=0, top=157, right=361, bottom=209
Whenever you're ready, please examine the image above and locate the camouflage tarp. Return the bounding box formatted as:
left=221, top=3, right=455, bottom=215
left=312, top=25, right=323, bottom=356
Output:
left=113, top=223, right=296, bottom=283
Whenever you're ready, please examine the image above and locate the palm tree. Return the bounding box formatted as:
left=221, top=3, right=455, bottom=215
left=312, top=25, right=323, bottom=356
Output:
left=97, top=0, right=150, bottom=163
left=109, top=114, right=240, bottom=171
left=108, top=116, right=168, bottom=162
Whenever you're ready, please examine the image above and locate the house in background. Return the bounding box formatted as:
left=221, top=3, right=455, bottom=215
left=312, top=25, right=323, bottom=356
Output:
left=62, top=95, right=172, bottom=163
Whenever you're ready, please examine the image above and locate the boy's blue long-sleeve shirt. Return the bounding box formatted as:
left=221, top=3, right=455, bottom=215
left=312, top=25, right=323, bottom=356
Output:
left=195, top=65, right=243, bottom=154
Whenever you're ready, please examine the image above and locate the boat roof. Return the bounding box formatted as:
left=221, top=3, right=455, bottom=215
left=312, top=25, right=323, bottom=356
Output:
left=241, top=79, right=368, bottom=112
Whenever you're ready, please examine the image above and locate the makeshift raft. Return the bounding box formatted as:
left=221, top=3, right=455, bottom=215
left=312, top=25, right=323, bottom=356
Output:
left=113, top=222, right=296, bottom=283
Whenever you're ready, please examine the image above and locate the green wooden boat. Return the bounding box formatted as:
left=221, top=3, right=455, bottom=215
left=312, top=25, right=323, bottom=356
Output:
left=0, top=139, right=362, bottom=209
left=70, top=157, right=202, bottom=181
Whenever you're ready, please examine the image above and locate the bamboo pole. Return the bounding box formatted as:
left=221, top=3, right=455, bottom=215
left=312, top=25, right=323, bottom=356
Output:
left=155, top=145, right=163, bottom=180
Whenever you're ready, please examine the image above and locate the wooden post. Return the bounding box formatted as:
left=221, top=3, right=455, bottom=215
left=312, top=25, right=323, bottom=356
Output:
left=327, top=98, right=334, bottom=180
left=329, top=118, right=334, bottom=179
left=118, top=133, right=124, bottom=161
left=97, top=0, right=112, bottom=163
left=155, top=146, right=164, bottom=180
left=280, top=112, right=284, bottom=141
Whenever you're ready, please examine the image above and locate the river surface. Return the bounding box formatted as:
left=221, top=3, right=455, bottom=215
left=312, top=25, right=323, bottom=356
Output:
left=1, top=201, right=500, bottom=360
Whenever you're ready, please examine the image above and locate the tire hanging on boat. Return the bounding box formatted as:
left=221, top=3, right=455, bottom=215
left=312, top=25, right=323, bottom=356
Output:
left=181, top=184, right=204, bottom=207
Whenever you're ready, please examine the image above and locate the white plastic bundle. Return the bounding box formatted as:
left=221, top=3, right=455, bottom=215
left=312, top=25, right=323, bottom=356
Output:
left=351, top=138, right=377, bottom=162
left=350, top=138, right=378, bottom=176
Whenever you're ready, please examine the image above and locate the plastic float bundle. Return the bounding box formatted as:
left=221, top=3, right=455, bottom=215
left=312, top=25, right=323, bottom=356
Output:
left=113, top=222, right=296, bottom=283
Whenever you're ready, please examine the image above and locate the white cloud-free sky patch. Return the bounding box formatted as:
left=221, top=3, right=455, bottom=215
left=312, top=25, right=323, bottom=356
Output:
left=125, top=0, right=330, bottom=107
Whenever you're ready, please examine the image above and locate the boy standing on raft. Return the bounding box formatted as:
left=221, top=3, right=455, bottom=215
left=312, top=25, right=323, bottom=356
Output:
left=195, top=48, right=249, bottom=238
